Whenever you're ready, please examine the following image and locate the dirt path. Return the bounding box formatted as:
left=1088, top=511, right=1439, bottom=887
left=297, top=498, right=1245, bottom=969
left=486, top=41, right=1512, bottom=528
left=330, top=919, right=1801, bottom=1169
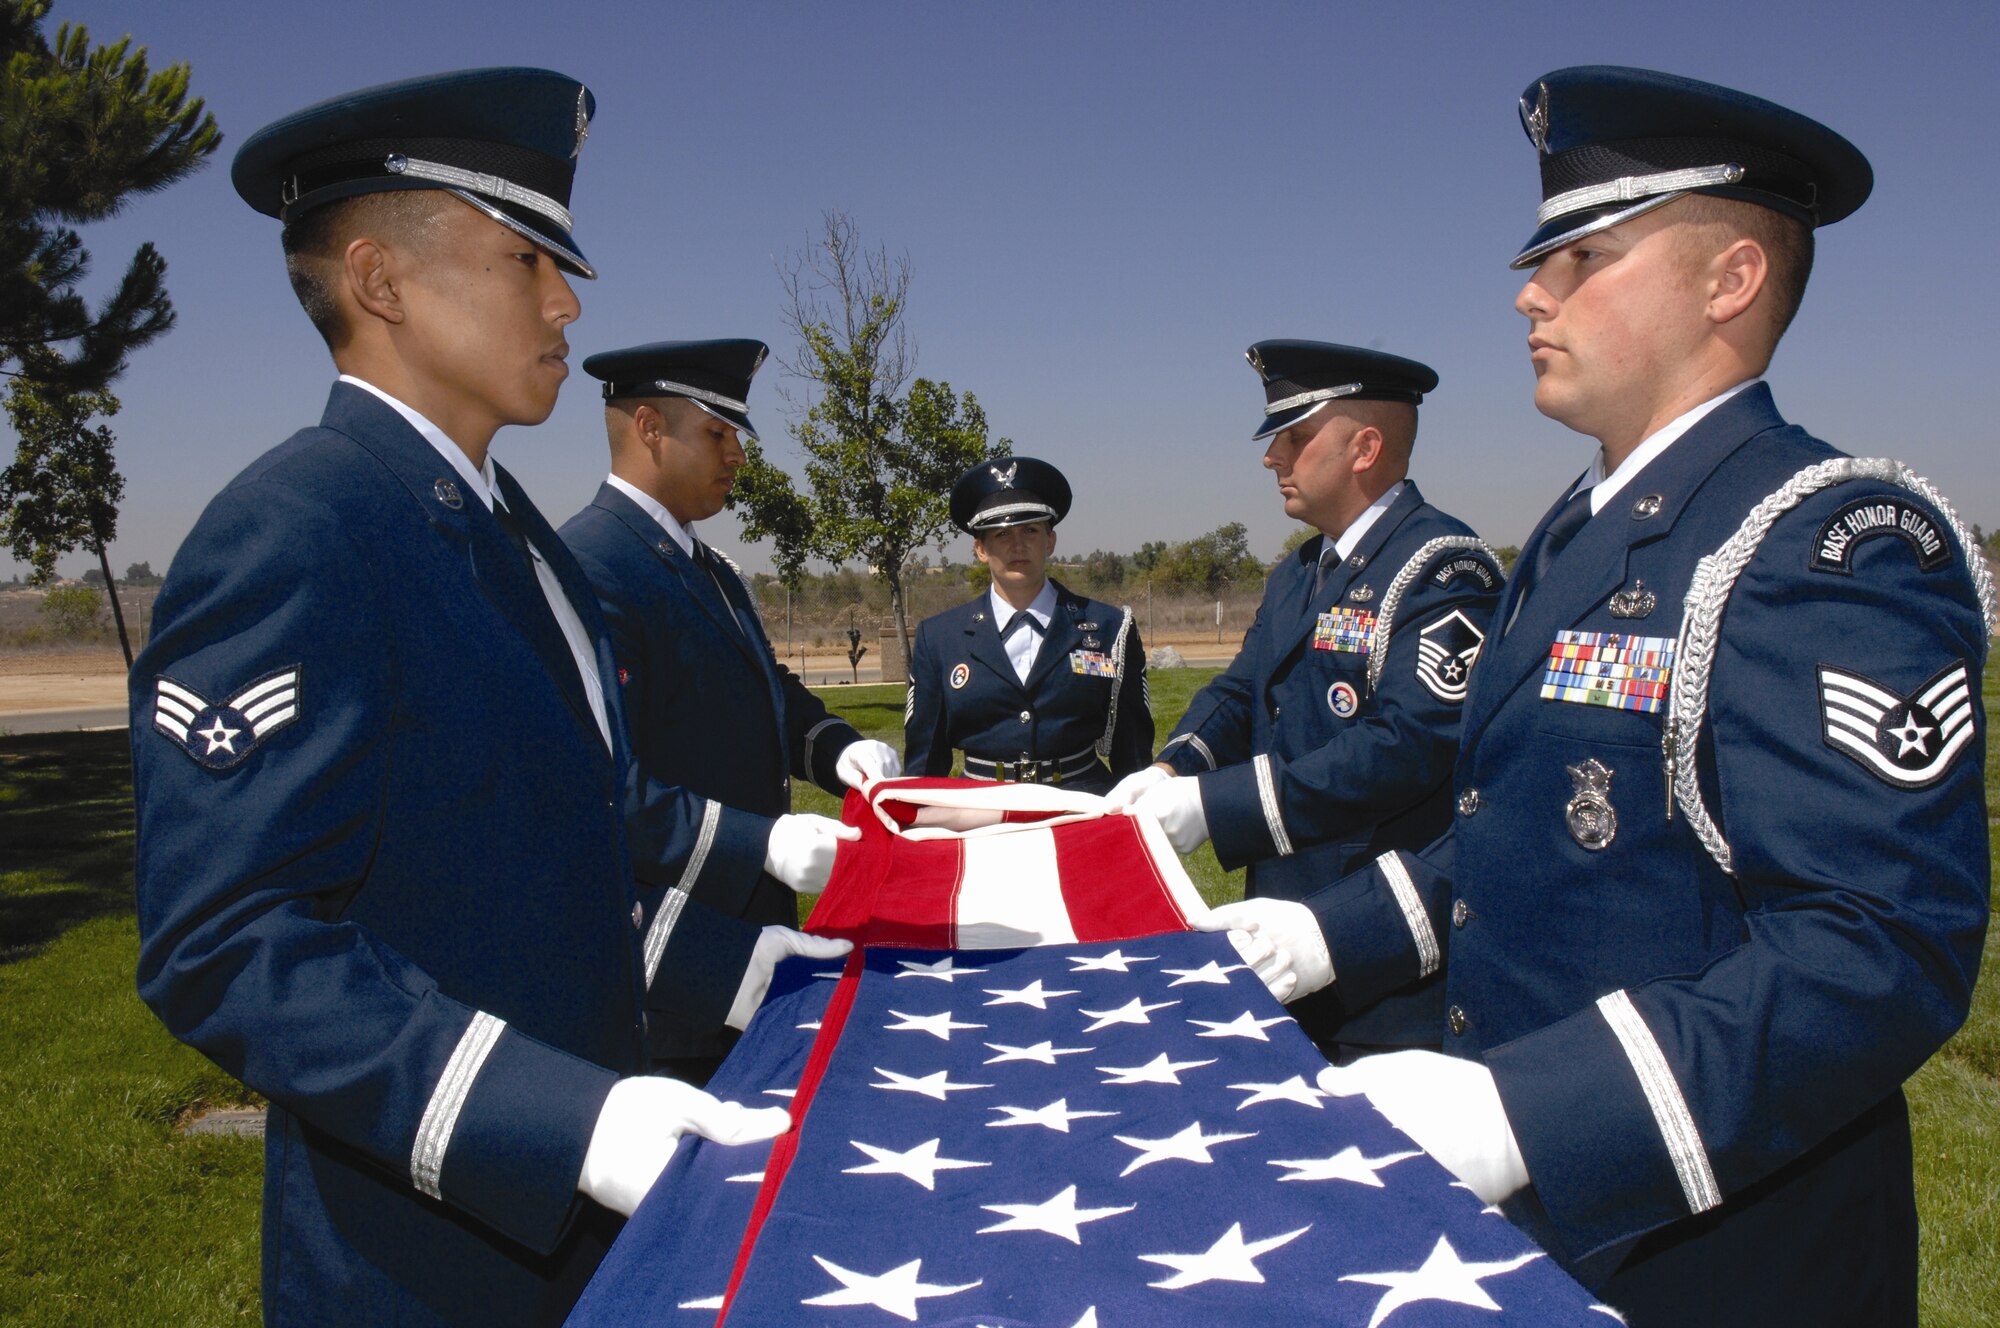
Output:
left=0, top=650, right=130, bottom=713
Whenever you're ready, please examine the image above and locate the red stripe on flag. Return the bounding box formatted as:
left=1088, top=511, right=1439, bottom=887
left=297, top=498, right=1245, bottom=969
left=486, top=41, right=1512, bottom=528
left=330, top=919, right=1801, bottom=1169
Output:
left=715, top=945, right=867, bottom=1326
left=1054, top=814, right=1192, bottom=941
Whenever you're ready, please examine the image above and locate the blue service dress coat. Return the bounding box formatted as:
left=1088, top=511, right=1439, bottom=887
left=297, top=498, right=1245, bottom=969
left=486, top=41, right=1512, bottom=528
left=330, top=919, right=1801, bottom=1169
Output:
left=560, top=482, right=865, bottom=1057
left=904, top=579, right=1153, bottom=796
left=1158, top=481, right=1503, bottom=1051
left=1307, top=386, right=1990, bottom=1325
left=131, top=384, right=767, bottom=1328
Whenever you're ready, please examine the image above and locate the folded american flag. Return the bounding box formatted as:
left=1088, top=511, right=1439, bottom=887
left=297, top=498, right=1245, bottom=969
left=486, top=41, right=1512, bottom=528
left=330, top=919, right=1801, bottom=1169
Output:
left=567, top=784, right=1611, bottom=1326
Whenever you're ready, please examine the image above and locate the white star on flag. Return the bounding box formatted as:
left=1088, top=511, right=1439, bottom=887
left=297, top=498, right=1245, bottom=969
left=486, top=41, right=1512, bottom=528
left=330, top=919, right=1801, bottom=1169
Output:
left=987, top=1098, right=1116, bottom=1133
left=982, top=979, right=1081, bottom=1009
left=843, top=1138, right=990, bottom=1191
left=983, top=1040, right=1092, bottom=1066
left=1227, top=1076, right=1327, bottom=1110
left=1096, top=1052, right=1216, bottom=1085
left=1138, top=1221, right=1311, bottom=1289
left=676, top=1294, right=724, bottom=1310
left=724, top=1171, right=763, bottom=1184
left=801, top=1255, right=982, bottom=1321
left=1078, top=997, right=1177, bottom=1032
left=1268, top=1146, right=1421, bottom=1187
left=1188, top=1010, right=1290, bottom=1041
left=884, top=1009, right=987, bottom=1041
left=977, top=1184, right=1135, bottom=1244
left=870, top=1067, right=992, bottom=1100
left=895, top=957, right=987, bottom=982
left=762, top=1087, right=795, bottom=1098
left=1162, top=959, right=1246, bottom=986
left=1067, top=949, right=1156, bottom=972
left=1340, top=1235, right=1542, bottom=1328
left=1113, top=1121, right=1258, bottom=1175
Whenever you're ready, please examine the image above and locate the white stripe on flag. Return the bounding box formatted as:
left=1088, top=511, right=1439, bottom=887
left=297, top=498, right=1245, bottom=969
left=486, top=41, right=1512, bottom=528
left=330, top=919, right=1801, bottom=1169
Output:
left=955, top=825, right=1075, bottom=948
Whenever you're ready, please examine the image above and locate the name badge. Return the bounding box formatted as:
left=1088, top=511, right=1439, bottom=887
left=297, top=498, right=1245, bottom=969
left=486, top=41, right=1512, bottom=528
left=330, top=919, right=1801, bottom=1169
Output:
left=1540, top=631, right=1676, bottom=714
left=1313, top=607, right=1377, bottom=654
left=1070, top=650, right=1115, bottom=677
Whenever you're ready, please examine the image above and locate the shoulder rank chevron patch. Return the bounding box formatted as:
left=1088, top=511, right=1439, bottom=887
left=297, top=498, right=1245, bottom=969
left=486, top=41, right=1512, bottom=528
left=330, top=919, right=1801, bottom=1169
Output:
left=152, top=666, right=302, bottom=771
left=1414, top=610, right=1485, bottom=703
left=1818, top=660, right=1975, bottom=788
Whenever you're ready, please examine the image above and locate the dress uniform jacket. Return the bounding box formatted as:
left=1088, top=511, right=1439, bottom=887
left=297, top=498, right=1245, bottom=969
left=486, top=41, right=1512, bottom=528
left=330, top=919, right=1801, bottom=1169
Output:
left=1159, top=482, right=1503, bottom=1050
left=132, top=384, right=764, bottom=1327
left=905, top=578, right=1152, bottom=796
left=1309, top=385, right=1989, bottom=1325
left=560, top=483, right=864, bottom=1056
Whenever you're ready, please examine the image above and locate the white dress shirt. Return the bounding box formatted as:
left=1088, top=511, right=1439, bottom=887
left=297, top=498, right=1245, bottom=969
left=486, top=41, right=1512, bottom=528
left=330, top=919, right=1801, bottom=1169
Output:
left=989, top=579, right=1058, bottom=683
left=340, top=375, right=611, bottom=752
left=1312, top=479, right=1407, bottom=582
left=606, top=474, right=694, bottom=557
left=1584, top=379, right=1759, bottom=513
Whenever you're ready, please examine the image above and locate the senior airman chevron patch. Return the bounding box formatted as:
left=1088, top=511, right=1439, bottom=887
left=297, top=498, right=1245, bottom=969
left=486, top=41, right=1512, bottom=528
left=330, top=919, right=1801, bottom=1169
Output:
left=152, top=666, right=302, bottom=771
left=1818, top=661, right=1975, bottom=789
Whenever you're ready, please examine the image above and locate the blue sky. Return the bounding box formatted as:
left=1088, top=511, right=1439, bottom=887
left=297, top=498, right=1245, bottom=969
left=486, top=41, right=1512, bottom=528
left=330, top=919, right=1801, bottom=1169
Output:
left=13, top=0, right=1998, bottom=580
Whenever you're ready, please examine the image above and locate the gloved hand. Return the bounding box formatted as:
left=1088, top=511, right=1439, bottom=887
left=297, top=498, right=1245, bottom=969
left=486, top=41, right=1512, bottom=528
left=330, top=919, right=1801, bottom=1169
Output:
left=1132, top=775, right=1210, bottom=853
left=1102, top=763, right=1173, bottom=808
left=726, top=925, right=855, bottom=1030
left=577, top=1075, right=792, bottom=1216
left=762, top=813, right=861, bottom=892
left=1196, top=897, right=1334, bottom=999
left=1317, top=1051, right=1529, bottom=1205
left=1217, top=925, right=1296, bottom=1002
left=834, top=739, right=903, bottom=790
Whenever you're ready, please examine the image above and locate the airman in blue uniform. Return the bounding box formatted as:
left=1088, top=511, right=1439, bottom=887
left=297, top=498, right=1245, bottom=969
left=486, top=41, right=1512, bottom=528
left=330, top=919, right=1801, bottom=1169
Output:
left=559, top=339, right=893, bottom=1073
left=130, top=70, right=845, bottom=1327
left=1115, top=343, right=1503, bottom=1054
left=1224, top=68, right=1991, bottom=1327
left=904, top=457, right=1153, bottom=795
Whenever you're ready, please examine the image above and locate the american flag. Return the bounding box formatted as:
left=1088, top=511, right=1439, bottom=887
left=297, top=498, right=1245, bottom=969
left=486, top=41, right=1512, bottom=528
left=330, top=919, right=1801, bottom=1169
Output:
left=567, top=932, right=1614, bottom=1326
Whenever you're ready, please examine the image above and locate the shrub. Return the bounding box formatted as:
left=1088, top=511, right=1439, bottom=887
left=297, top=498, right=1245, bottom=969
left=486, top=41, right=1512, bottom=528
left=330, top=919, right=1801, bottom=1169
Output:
left=40, top=585, right=103, bottom=639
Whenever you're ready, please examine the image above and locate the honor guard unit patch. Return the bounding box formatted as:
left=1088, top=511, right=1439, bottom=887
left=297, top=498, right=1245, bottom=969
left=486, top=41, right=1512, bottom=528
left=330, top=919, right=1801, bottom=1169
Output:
left=949, top=663, right=971, bottom=690
left=153, top=666, right=302, bottom=771
left=1069, top=650, right=1115, bottom=677
left=1818, top=661, right=1975, bottom=788
left=1541, top=631, right=1675, bottom=714
left=1415, top=610, right=1485, bottom=703
left=1809, top=496, right=1952, bottom=575
left=1430, top=555, right=1499, bottom=592
left=1313, top=607, right=1377, bottom=654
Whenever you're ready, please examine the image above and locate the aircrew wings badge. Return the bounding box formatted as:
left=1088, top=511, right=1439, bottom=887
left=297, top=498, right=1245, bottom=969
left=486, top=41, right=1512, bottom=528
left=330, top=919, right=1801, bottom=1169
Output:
left=152, top=666, right=301, bottom=771
left=1415, top=610, right=1484, bottom=703
left=1818, top=660, right=1975, bottom=789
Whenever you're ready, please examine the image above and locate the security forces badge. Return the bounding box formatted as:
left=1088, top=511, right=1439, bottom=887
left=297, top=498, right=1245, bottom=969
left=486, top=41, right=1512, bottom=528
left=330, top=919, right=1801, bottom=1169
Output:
left=152, top=666, right=302, bottom=770
left=1414, top=609, right=1485, bottom=704
left=1818, top=660, right=1975, bottom=788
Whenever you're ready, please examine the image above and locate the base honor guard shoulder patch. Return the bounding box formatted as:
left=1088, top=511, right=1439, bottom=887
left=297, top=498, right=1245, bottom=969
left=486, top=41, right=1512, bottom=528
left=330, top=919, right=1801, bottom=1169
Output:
left=152, top=666, right=302, bottom=771
left=1069, top=649, right=1115, bottom=677
left=1313, top=607, right=1377, bottom=654
left=1818, top=660, right=1975, bottom=788
left=1414, top=610, right=1485, bottom=703
left=1429, top=553, right=1500, bottom=592
left=1810, top=496, right=1951, bottom=575
left=1540, top=631, right=1675, bottom=714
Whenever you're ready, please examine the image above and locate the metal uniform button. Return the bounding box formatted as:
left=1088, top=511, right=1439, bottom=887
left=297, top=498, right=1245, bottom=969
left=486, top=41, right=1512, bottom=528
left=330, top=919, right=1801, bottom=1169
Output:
left=1019, top=710, right=1031, bottom=723
left=630, top=902, right=644, bottom=930
left=1452, top=899, right=1470, bottom=929
left=1447, top=1005, right=1468, bottom=1036
left=1457, top=787, right=1481, bottom=817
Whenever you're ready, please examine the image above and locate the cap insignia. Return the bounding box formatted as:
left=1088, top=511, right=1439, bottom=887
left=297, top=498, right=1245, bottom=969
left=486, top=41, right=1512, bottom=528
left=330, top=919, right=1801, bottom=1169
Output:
left=572, top=86, right=591, bottom=158
left=990, top=461, right=1018, bottom=488
left=1523, top=81, right=1551, bottom=154
left=1246, top=346, right=1266, bottom=375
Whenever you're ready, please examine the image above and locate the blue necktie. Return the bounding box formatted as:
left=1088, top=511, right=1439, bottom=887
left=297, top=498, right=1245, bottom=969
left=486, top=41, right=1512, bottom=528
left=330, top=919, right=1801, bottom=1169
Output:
left=1509, top=488, right=1593, bottom=623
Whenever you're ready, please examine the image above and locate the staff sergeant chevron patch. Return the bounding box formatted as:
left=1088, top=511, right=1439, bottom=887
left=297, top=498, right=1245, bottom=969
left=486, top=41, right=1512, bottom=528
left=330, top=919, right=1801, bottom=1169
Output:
left=1414, top=610, right=1485, bottom=704
left=1817, top=661, right=1975, bottom=788
left=152, top=666, right=302, bottom=771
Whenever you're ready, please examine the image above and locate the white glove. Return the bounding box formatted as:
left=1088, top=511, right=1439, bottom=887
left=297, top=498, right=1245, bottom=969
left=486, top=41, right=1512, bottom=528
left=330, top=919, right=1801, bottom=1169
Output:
left=1217, top=926, right=1296, bottom=1002
left=727, top=925, right=855, bottom=1030
left=1196, top=897, right=1334, bottom=999
left=1132, top=775, right=1210, bottom=853
left=834, top=739, right=902, bottom=790
left=1102, top=764, right=1173, bottom=808
left=1317, top=1051, right=1529, bottom=1205
left=762, top=813, right=861, bottom=892
left=577, top=1075, right=792, bottom=1216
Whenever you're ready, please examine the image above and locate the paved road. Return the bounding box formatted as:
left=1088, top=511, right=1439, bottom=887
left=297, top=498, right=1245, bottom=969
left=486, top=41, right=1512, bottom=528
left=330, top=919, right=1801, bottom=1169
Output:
left=0, top=705, right=127, bottom=735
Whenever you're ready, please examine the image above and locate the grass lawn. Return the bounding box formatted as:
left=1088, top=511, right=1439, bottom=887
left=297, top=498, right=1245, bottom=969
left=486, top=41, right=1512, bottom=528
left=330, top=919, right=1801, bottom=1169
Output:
left=0, top=663, right=1993, bottom=1324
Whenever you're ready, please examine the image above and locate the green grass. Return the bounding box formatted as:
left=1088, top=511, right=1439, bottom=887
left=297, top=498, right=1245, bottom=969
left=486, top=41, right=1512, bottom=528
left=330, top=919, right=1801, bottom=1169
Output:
left=0, top=664, right=1994, bottom=1323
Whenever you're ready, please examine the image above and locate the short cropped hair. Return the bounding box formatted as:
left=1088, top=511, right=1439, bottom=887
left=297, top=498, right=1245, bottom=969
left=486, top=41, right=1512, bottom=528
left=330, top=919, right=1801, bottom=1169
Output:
left=1672, top=193, right=1815, bottom=346
left=279, top=190, right=450, bottom=345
